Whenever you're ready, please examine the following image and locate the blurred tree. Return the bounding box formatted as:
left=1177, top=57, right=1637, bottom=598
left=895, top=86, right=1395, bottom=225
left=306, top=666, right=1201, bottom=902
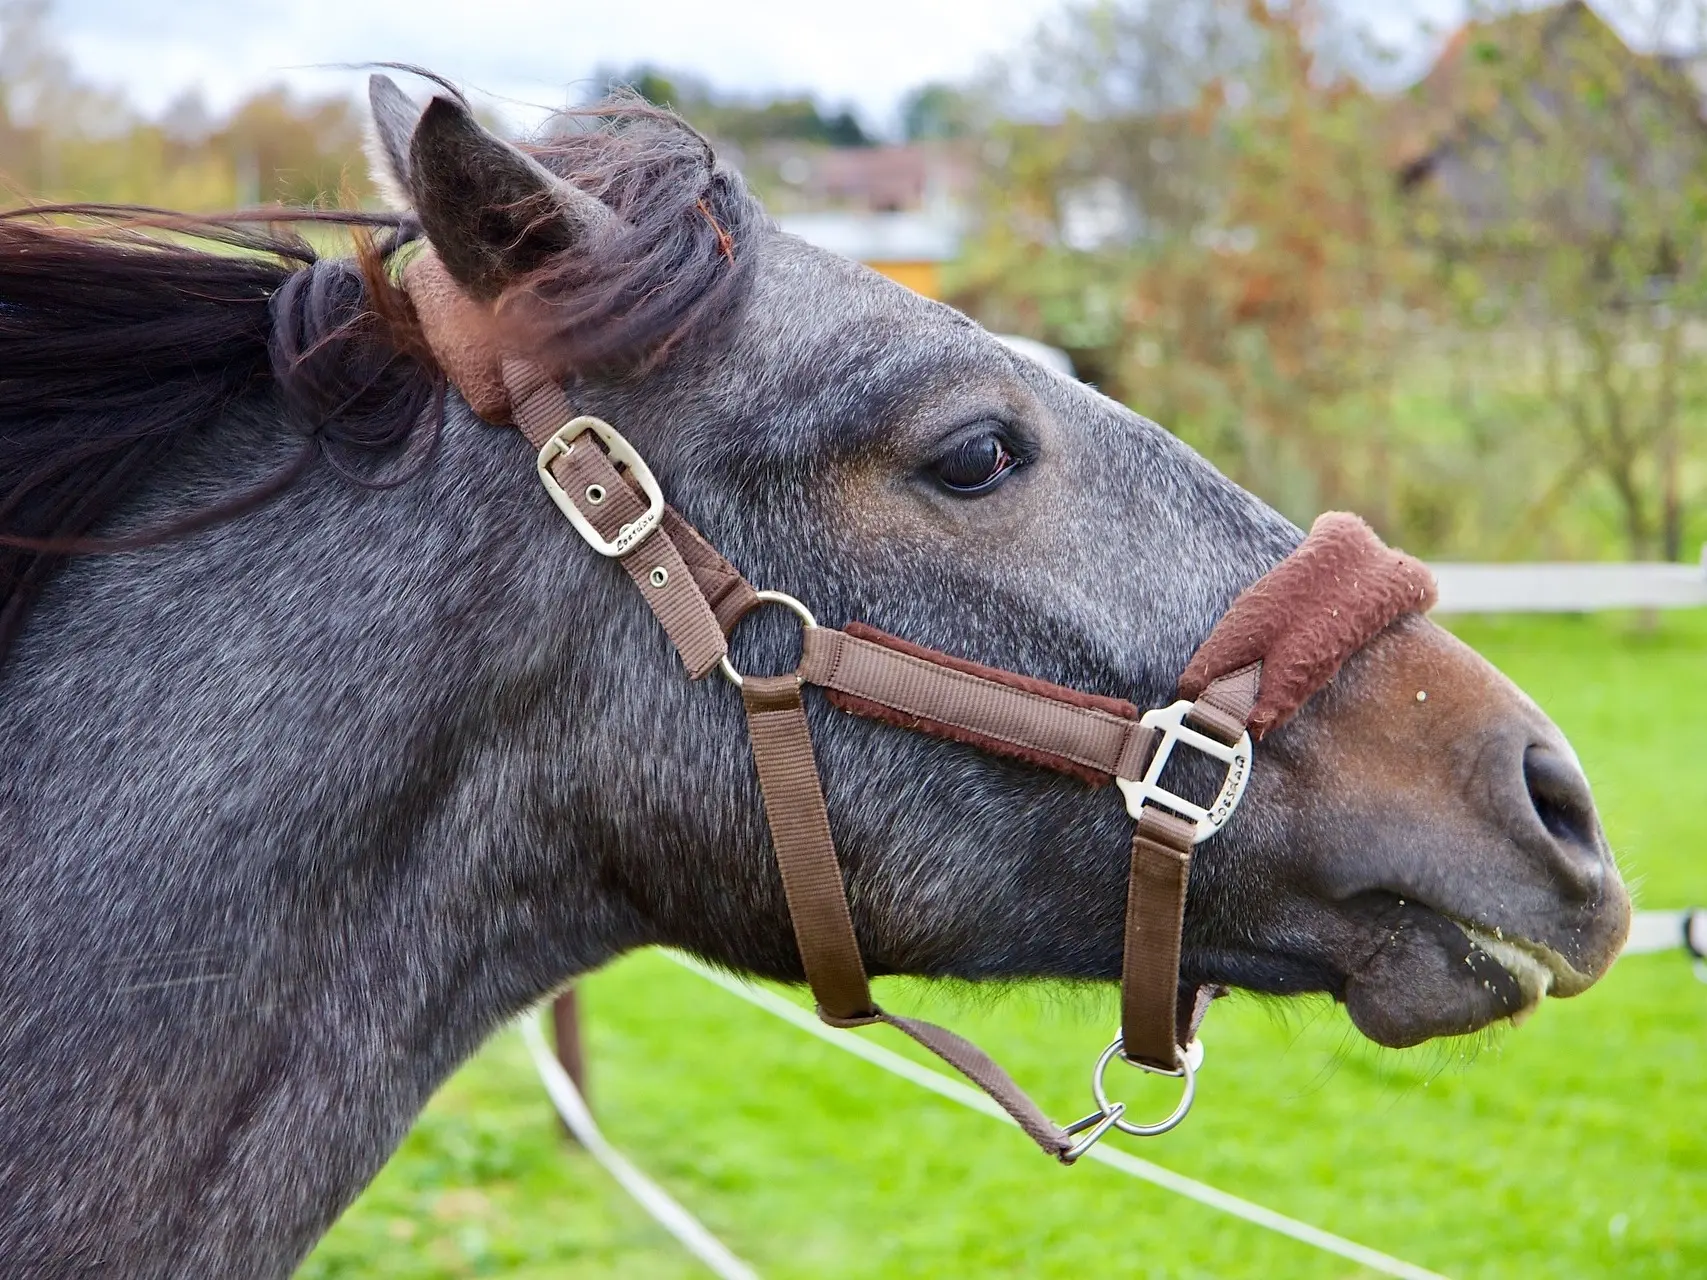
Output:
left=900, top=81, right=978, bottom=141
left=1, top=0, right=96, bottom=193
left=955, top=0, right=1421, bottom=530
left=205, top=88, right=368, bottom=207
left=609, top=65, right=689, bottom=109
left=598, top=63, right=872, bottom=147
left=1396, top=0, right=1707, bottom=561
left=1, top=0, right=369, bottom=210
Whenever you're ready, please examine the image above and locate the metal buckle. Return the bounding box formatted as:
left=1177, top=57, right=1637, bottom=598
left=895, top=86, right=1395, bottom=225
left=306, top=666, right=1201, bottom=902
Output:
left=536, top=416, right=665, bottom=558
left=1061, top=1035, right=1202, bottom=1161
left=1116, top=700, right=1252, bottom=844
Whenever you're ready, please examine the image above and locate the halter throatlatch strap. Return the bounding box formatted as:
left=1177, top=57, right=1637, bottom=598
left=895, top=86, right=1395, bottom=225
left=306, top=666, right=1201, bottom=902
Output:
left=742, top=674, right=1073, bottom=1158
left=405, top=251, right=758, bottom=669
left=463, top=353, right=749, bottom=675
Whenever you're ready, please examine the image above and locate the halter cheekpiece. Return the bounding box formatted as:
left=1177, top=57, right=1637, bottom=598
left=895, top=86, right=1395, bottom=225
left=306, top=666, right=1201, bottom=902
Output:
left=403, top=249, right=1437, bottom=1163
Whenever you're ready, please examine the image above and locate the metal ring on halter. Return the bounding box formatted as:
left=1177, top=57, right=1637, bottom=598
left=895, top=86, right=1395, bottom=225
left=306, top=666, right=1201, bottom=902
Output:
left=1091, top=1034, right=1198, bottom=1138
left=718, top=590, right=818, bottom=688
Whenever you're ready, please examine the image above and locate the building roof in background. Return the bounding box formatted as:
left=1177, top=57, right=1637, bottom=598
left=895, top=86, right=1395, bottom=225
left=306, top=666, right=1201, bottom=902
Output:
left=1387, top=0, right=1703, bottom=180
left=750, top=140, right=976, bottom=216
left=1388, top=2, right=1587, bottom=173
left=804, top=143, right=973, bottom=212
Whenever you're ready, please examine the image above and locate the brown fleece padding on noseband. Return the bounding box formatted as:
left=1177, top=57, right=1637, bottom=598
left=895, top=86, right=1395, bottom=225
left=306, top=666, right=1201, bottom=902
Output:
left=828, top=622, right=1138, bottom=787
left=1179, top=512, right=1437, bottom=741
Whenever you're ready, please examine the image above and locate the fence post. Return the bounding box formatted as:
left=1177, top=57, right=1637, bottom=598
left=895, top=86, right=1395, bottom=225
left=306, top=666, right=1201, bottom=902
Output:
left=551, top=987, right=588, bottom=1140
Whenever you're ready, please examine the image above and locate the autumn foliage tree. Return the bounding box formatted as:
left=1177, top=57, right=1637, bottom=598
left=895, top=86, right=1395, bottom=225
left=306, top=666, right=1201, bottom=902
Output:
left=956, top=1, right=1424, bottom=528
left=1, top=0, right=369, bottom=210
left=1121, top=2, right=1422, bottom=525
left=957, top=0, right=1706, bottom=560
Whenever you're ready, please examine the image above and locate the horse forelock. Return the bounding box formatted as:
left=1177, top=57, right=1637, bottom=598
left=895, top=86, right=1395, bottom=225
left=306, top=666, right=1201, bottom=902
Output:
left=499, top=95, right=763, bottom=376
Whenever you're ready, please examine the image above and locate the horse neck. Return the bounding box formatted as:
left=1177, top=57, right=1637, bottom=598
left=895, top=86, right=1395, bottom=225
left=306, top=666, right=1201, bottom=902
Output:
left=0, top=398, right=637, bottom=1275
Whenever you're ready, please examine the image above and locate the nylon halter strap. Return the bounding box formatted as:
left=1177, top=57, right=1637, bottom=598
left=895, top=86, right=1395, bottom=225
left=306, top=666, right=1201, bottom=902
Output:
left=402, top=251, right=1437, bottom=1163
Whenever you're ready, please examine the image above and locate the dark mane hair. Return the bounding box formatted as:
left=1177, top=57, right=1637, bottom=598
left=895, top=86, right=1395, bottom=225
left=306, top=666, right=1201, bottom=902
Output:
left=0, top=92, right=760, bottom=666
left=0, top=209, right=433, bottom=661
left=508, top=93, right=762, bottom=373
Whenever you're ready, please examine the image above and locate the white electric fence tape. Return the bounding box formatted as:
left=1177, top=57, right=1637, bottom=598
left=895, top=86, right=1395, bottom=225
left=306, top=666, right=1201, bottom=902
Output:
left=517, top=1008, right=758, bottom=1280
left=666, top=952, right=1452, bottom=1280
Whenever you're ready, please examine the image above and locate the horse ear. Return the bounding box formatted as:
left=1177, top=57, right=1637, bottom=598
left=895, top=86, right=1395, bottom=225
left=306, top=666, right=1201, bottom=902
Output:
left=405, top=94, right=617, bottom=301
left=365, top=74, right=420, bottom=210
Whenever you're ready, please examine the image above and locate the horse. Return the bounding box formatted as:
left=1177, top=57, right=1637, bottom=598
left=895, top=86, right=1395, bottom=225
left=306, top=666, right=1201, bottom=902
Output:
left=0, top=77, right=1629, bottom=1276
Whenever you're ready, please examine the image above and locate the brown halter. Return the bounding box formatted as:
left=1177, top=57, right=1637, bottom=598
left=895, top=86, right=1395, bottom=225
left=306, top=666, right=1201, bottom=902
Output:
left=405, top=251, right=1437, bottom=1163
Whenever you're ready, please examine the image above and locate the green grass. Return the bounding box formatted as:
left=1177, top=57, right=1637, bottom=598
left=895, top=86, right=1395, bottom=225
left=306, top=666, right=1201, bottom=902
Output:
left=302, top=612, right=1707, bottom=1279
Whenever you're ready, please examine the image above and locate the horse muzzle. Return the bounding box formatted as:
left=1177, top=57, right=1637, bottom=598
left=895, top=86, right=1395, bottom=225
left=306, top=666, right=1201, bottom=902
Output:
left=1288, top=617, right=1631, bottom=1047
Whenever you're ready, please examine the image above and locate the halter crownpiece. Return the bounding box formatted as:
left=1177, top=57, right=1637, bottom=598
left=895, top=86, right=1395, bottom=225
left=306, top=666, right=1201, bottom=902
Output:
left=401, top=249, right=1439, bottom=1163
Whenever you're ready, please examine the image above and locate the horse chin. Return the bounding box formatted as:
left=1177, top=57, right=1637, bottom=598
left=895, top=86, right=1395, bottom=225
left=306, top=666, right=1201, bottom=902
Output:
left=1336, top=896, right=1592, bottom=1048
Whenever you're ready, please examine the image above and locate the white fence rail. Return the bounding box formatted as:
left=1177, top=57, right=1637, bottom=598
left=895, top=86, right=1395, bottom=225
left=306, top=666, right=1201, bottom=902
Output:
left=520, top=1008, right=759, bottom=1280
left=1624, top=908, right=1707, bottom=960
left=1430, top=549, right=1707, bottom=613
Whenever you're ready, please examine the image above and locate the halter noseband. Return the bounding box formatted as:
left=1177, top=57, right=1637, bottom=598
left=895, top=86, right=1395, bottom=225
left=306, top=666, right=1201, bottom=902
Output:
left=405, top=250, right=1436, bottom=1162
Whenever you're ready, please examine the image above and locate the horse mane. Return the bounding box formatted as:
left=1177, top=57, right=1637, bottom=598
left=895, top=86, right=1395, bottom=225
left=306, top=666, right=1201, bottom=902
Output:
left=0, top=92, right=761, bottom=667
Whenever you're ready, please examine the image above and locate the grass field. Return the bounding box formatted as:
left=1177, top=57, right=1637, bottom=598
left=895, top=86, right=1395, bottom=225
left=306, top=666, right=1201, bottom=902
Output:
left=301, top=611, right=1706, bottom=1279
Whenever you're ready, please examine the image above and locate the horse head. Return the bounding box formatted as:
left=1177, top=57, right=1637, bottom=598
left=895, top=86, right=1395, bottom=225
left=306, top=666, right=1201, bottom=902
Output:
left=367, top=80, right=1628, bottom=1048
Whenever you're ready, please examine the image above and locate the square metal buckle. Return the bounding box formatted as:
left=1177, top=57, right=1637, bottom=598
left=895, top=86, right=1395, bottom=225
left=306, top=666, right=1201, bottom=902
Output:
left=1116, top=700, right=1252, bottom=843
left=536, top=416, right=665, bottom=558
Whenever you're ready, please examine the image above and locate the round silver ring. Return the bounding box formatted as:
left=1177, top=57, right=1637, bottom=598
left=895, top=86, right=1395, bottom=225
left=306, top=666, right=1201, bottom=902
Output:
left=718, top=590, right=818, bottom=688
left=1089, top=1034, right=1197, bottom=1137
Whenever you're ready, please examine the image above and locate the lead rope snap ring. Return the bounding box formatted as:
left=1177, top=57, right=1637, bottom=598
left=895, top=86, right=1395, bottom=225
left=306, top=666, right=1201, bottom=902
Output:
left=1061, top=1034, right=1200, bottom=1159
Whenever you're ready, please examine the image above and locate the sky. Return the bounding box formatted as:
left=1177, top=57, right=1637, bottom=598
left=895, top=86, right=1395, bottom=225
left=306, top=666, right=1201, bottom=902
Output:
left=45, top=0, right=1478, bottom=135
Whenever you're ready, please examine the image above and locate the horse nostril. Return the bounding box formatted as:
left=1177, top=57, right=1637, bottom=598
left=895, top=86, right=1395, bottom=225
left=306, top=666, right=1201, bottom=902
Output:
left=1523, top=745, right=1600, bottom=856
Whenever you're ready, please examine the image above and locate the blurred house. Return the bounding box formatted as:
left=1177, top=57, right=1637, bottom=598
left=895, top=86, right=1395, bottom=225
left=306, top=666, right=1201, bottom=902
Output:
left=766, top=140, right=972, bottom=300
left=765, top=143, right=1072, bottom=374
left=787, top=142, right=973, bottom=214
left=747, top=139, right=974, bottom=215
left=776, top=208, right=959, bottom=298
left=1388, top=0, right=1707, bottom=247
left=706, top=107, right=1071, bottom=372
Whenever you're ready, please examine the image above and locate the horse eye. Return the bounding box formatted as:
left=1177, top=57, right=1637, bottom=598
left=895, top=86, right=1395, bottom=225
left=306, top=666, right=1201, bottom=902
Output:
left=930, top=432, right=1020, bottom=494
